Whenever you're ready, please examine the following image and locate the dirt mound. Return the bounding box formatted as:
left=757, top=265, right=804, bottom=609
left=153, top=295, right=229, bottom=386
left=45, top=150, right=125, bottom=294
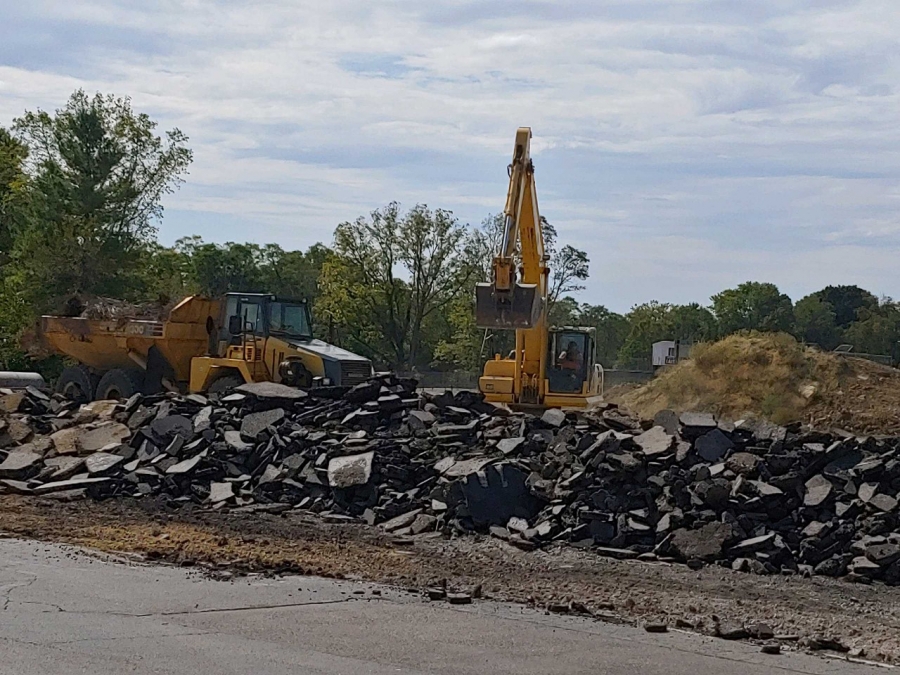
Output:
left=617, top=332, right=900, bottom=434
left=806, top=357, right=900, bottom=434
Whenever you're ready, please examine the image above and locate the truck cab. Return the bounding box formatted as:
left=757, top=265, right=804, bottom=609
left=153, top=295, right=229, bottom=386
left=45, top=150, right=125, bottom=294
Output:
left=191, top=293, right=373, bottom=393
left=218, top=293, right=313, bottom=353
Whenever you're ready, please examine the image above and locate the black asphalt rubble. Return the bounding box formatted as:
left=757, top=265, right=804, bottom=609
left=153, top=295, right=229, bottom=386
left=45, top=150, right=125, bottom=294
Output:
left=5, top=378, right=900, bottom=584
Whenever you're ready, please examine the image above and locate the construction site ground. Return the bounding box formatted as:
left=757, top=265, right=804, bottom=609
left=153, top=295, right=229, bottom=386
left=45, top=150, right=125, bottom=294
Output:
left=3, top=494, right=900, bottom=666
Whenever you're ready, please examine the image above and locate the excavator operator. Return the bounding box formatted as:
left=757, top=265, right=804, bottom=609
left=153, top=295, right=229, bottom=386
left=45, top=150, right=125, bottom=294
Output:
left=559, top=341, right=582, bottom=372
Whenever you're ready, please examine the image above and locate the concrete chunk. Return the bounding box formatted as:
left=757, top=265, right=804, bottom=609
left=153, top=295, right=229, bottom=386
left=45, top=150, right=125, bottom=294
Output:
left=0, top=450, right=41, bottom=478
left=679, top=411, right=717, bottom=429
left=865, top=542, right=900, bottom=566
left=381, top=509, right=422, bottom=532
left=224, top=431, right=253, bottom=452
left=541, top=408, right=566, bottom=428
left=870, top=493, right=898, bottom=513
left=731, top=532, right=776, bottom=554
left=34, top=477, right=110, bottom=494
left=209, top=481, right=234, bottom=504
left=44, top=456, right=85, bottom=480
left=858, top=483, right=877, bottom=503
left=50, top=428, right=81, bottom=455
left=633, top=426, right=674, bottom=457
left=240, top=408, right=285, bottom=440
left=327, top=451, right=374, bottom=488
left=410, top=514, right=438, bottom=535
left=151, top=415, right=193, bottom=442
left=668, top=522, right=733, bottom=561
left=236, top=381, right=307, bottom=400
left=78, top=423, right=131, bottom=454
left=0, top=392, right=25, bottom=413
left=438, top=456, right=493, bottom=478
left=726, top=452, right=761, bottom=476
left=497, top=437, right=525, bottom=455
left=804, top=474, right=833, bottom=507
left=653, top=409, right=679, bottom=434
left=166, top=455, right=203, bottom=475
left=84, top=452, right=125, bottom=474
left=193, top=406, right=214, bottom=433
left=695, top=428, right=733, bottom=463
left=407, top=410, right=435, bottom=431
left=4, top=418, right=32, bottom=444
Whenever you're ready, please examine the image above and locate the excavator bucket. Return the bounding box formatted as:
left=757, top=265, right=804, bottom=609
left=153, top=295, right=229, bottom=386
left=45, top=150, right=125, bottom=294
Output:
left=475, top=282, right=542, bottom=329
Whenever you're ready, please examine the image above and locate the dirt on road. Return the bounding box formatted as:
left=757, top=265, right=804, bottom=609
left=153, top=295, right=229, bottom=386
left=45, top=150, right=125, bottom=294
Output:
left=3, top=494, right=900, bottom=665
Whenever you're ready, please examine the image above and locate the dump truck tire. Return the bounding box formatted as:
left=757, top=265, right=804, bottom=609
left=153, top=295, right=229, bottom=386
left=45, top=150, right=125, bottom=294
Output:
left=96, top=368, right=144, bottom=400
left=55, top=365, right=98, bottom=403
left=206, top=374, right=245, bottom=394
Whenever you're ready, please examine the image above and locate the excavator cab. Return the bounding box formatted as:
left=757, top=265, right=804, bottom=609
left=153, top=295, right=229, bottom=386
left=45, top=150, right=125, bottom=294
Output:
left=547, top=328, right=596, bottom=395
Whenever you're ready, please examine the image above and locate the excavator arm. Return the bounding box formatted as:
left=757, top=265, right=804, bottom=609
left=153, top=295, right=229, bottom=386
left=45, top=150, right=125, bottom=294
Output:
left=475, top=127, right=547, bottom=329
left=475, top=127, right=549, bottom=405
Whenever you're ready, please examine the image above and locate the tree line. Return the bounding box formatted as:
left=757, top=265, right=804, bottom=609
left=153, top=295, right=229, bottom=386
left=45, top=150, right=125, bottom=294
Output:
left=1, top=90, right=898, bottom=377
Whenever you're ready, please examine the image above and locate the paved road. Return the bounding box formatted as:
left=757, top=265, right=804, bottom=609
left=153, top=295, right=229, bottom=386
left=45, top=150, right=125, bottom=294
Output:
left=0, top=537, right=878, bottom=674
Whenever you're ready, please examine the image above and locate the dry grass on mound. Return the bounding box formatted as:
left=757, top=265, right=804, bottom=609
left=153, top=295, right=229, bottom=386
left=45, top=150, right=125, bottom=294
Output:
left=620, top=333, right=848, bottom=426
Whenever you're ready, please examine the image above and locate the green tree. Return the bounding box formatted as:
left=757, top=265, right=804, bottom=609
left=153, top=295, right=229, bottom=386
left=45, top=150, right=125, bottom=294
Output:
left=793, top=294, right=840, bottom=349
left=542, top=220, right=589, bottom=306
left=670, top=303, right=718, bottom=343
left=171, top=238, right=330, bottom=307
left=615, top=302, right=716, bottom=367
left=843, top=300, right=900, bottom=356
left=177, top=238, right=267, bottom=297
left=711, top=282, right=794, bottom=335
left=813, top=285, right=877, bottom=328
left=577, top=303, right=628, bottom=367
left=9, top=90, right=191, bottom=311
left=139, top=242, right=197, bottom=304
left=432, top=296, right=490, bottom=370
left=548, top=295, right=580, bottom=326
left=0, top=128, right=29, bottom=256
left=317, top=203, right=482, bottom=369
left=617, top=301, right=676, bottom=366
left=257, top=242, right=330, bottom=302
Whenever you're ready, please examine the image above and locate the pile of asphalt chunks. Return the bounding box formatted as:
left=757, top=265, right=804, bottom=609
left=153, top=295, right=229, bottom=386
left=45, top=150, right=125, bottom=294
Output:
left=2, top=375, right=900, bottom=583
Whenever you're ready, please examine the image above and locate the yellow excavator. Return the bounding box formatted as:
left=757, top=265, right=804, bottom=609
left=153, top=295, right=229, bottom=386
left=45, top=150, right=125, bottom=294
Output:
left=475, top=128, right=602, bottom=410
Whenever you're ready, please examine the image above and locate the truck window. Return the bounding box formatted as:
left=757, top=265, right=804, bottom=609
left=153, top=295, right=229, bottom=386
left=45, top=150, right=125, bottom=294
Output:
left=240, top=302, right=262, bottom=334
left=269, top=302, right=312, bottom=339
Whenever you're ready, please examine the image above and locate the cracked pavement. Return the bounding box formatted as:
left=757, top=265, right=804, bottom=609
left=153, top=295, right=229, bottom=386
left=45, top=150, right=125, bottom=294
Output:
left=0, top=537, right=885, bottom=674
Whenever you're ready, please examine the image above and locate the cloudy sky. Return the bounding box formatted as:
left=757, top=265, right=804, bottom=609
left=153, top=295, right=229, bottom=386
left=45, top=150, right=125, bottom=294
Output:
left=2, top=0, right=899, bottom=312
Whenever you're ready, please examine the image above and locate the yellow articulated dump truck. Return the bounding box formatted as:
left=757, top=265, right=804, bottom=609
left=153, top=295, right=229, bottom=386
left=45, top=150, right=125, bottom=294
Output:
left=41, top=292, right=373, bottom=402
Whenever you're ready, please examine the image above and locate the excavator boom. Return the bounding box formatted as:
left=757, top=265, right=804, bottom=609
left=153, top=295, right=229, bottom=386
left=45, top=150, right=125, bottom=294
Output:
left=474, top=127, right=545, bottom=329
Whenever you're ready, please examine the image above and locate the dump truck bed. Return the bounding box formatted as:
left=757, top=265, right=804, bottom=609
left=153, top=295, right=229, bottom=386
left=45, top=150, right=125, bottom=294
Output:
left=40, top=296, right=218, bottom=383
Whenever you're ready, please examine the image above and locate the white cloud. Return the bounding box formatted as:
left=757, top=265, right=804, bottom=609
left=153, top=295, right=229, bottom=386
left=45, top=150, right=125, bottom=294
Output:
left=2, top=0, right=900, bottom=311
